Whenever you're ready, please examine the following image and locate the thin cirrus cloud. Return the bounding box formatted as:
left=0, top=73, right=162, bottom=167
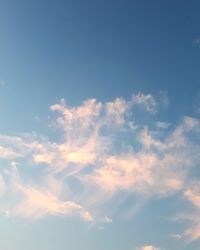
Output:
left=0, top=92, right=199, bottom=243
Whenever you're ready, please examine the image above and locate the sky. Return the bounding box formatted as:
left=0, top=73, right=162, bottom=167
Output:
left=0, top=0, right=200, bottom=249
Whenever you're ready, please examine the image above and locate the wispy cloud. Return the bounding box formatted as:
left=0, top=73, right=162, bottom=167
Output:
left=178, top=183, right=200, bottom=241
left=136, top=246, right=161, bottom=250
left=171, top=233, right=182, bottom=240
left=0, top=80, right=6, bottom=87
left=132, top=93, right=158, bottom=113
left=0, top=93, right=199, bottom=243
left=193, top=38, right=200, bottom=45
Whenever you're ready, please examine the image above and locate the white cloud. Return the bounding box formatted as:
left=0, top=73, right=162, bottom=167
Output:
left=171, top=234, right=182, bottom=240
left=132, top=93, right=157, bottom=113
left=0, top=92, right=199, bottom=244
left=155, top=121, right=170, bottom=129
left=15, top=184, right=82, bottom=219
left=178, top=184, right=200, bottom=241
left=2, top=165, right=92, bottom=221
left=0, top=145, right=21, bottom=159
left=136, top=245, right=161, bottom=250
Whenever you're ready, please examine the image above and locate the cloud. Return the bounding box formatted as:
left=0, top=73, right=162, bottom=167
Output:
left=1, top=164, right=92, bottom=221
left=0, top=145, right=20, bottom=159
left=132, top=93, right=157, bottom=113
left=136, top=246, right=161, bottom=250
left=15, top=185, right=83, bottom=219
left=0, top=92, right=199, bottom=245
left=85, top=116, right=200, bottom=200
left=0, top=175, right=6, bottom=195
left=155, top=121, right=170, bottom=129
left=0, top=80, right=6, bottom=87
left=194, top=38, right=200, bottom=45
left=178, top=184, right=200, bottom=241
left=171, top=234, right=182, bottom=240
left=159, top=90, right=169, bottom=109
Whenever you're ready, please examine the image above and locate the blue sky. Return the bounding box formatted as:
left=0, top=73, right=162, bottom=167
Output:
left=0, top=1, right=200, bottom=250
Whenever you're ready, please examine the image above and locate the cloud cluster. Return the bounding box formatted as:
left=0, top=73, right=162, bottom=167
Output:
left=0, top=92, right=199, bottom=244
